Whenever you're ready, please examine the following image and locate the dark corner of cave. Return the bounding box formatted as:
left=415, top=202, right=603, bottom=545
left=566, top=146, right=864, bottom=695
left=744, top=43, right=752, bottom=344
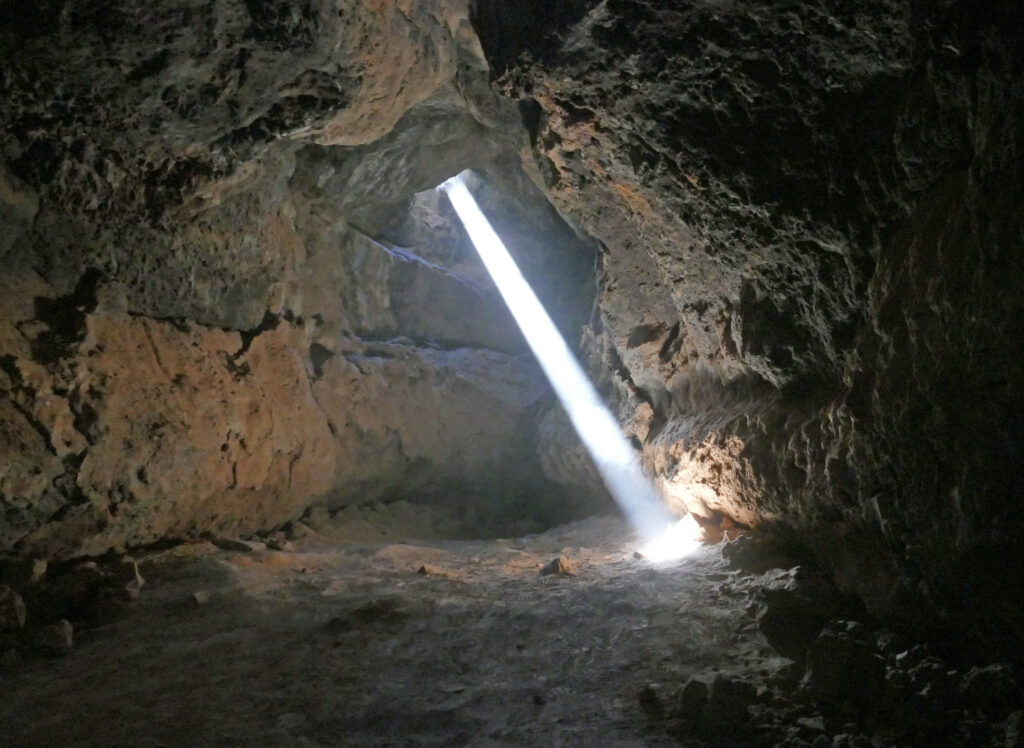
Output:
left=1, top=0, right=1022, bottom=744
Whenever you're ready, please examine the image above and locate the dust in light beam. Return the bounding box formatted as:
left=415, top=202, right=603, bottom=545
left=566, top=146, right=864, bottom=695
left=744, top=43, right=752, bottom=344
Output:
left=439, top=172, right=699, bottom=562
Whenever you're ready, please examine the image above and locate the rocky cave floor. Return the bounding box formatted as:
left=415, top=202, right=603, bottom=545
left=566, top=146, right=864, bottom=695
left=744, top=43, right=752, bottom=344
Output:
left=1, top=508, right=1021, bottom=748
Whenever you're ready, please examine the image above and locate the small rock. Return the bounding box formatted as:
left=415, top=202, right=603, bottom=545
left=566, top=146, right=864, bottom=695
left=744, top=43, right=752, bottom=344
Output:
left=62, top=562, right=109, bottom=596
left=348, top=598, right=408, bottom=627
left=960, top=663, right=1020, bottom=716
left=639, top=683, right=666, bottom=719
left=191, top=590, right=210, bottom=606
left=539, top=555, right=576, bottom=577
left=874, top=628, right=906, bottom=656
left=841, top=620, right=867, bottom=638
left=267, top=538, right=294, bottom=552
left=675, top=677, right=709, bottom=721
left=796, top=715, right=826, bottom=733
left=210, top=536, right=266, bottom=553
left=801, top=630, right=885, bottom=706
left=286, top=522, right=310, bottom=539
left=35, top=619, right=73, bottom=657
left=0, top=647, right=22, bottom=669
left=27, top=564, right=106, bottom=623
left=908, top=658, right=958, bottom=699
left=721, top=534, right=797, bottom=573
left=0, top=558, right=47, bottom=588
left=893, top=644, right=930, bottom=670
left=676, top=675, right=757, bottom=740
left=702, top=676, right=757, bottom=730
left=768, top=660, right=804, bottom=691
left=0, top=585, right=26, bottom=631
left=1004, top=710, right=1022, bottom=747
left=757, top=566, right=852, bottom=660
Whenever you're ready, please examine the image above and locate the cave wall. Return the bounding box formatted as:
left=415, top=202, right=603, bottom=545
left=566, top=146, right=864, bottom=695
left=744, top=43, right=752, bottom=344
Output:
left=0, top=0, right=598, bottom=559
left=474, top=0, right=1024, bottom=658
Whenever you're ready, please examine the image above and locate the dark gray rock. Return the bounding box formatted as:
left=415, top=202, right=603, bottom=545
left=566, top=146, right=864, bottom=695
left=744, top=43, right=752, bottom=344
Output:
left=0, top=558, right=47, bottom=590
left=720, top=533, right=801, bottom=575
left=0, top=584, right=26, bottom=631
left=800, top=630, right=885, bottom=707
left=675, top=677, right=709, bottom=723
left=480, top=0, right=1024, bottom=666
left=674, top=675, right=757, bottom=741
left=757, top=567, right=853, bottom=660
left=1005, top=710, right=1022, bottom=747
left=959, top=663, right=1021, bottom=717
left=34, top=619, right=73, bottom=657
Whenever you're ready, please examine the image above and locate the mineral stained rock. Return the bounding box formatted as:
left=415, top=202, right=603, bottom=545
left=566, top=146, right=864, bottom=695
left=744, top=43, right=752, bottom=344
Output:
left=0, top=0, right=596, bottom=559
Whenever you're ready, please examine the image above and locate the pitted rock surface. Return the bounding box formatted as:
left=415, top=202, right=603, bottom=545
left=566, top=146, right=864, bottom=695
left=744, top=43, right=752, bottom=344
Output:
left=0, top=0, right=597, bottom=558
left=477, top=0, right=1024, bottom=659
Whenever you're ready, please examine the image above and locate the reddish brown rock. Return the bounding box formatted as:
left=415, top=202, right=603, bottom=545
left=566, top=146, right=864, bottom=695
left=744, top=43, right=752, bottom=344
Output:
left=539, top=555, right=576, bottom=577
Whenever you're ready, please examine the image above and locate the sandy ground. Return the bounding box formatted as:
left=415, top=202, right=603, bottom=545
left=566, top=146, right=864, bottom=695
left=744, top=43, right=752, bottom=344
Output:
left=1, top=515, right=791, bottom=747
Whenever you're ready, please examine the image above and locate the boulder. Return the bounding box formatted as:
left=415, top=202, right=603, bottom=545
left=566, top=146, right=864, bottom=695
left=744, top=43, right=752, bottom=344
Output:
left=800, top=629, right=885, bottom=707
left=757, top=567, right=853, bottom=660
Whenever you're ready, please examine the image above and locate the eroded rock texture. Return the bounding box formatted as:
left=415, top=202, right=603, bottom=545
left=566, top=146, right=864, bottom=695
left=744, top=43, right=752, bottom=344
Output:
left=0, top=0, right=597, bottom=558
left=476, top=0, right=1024, bottom=660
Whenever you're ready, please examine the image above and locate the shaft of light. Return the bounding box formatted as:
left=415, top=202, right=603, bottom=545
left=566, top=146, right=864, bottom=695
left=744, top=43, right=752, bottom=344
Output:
left=439, top=173, right=674, bottom=543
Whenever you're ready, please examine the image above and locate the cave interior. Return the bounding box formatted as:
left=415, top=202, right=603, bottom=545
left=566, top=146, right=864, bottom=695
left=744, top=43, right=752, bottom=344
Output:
left=1, top=0, right=1022, bottom=745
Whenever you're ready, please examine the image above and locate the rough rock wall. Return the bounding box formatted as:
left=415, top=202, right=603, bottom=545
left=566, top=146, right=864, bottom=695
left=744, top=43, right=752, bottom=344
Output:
left=0, top=0, right=599, bottom=559
left=475, top=0, right=1024, bottom=661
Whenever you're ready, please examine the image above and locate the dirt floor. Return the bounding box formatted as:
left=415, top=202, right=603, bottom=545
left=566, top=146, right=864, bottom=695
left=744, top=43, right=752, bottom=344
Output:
left=5, top=508, right=1019, bottom=747
left=1, top=512, right=793, bottom=747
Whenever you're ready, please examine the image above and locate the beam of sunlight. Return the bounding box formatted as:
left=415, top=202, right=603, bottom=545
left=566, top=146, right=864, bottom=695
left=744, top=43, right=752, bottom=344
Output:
left=637, top=514, right=704, bottom=563
left=439, top=173, right=694, bottom=559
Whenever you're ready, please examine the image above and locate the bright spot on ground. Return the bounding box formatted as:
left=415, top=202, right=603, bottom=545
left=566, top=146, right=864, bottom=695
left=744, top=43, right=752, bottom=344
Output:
left=638, top=514, right=704, bottom=563
left=440, top=172, right=692, bottom=556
